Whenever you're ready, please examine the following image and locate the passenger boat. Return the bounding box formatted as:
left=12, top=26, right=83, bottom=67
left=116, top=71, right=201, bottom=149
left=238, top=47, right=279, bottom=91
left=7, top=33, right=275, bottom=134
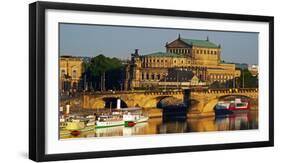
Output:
left=95, top=107, right=149, bottom=128
left=62, top=119, right=86, bottom=130
left=122, top=108, right=149, bottom=127
left=214, top=101, right=233, bottom=115
left=95, top=115, right=124, bottom=128
left=228, top=98, right=250, bottom=111
left=215, top=98, right=250, bottom=115
left=60, top=115, right=96, bottom=137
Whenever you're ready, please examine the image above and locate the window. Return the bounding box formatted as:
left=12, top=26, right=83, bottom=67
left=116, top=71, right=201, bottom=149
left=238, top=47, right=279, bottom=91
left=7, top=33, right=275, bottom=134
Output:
left=72, top=70, right=77, bottom=78
left=204, top=50, right=206, bottom=54
left=151, top=74, right=155, bottom=80
left=200, top=50, right=203, bottom=54
left=214, top=51, right=217, bottom=54
left=157, top=74, right=160, bottom=80
left=146, top=74, right=149, bottom=80
left=61, top=69, right=66, bottom=76
left=197, top=50, right=199, bottom=54
left=142, top=73, right=144, bottom=80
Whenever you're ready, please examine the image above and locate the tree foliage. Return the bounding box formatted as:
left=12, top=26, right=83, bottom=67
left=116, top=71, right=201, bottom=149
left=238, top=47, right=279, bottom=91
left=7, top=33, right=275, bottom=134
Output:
left=83, top=54, right=124, bottom=91
left=238, top=69, right=258, bottom=88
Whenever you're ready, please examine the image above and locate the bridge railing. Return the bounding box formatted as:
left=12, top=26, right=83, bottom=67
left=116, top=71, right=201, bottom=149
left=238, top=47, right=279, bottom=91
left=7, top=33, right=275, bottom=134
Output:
left=193, top=88, right=258, bottom=94
left=81, top=89, right=184, bottom=95
left=80, top=88, right=258, bottom=95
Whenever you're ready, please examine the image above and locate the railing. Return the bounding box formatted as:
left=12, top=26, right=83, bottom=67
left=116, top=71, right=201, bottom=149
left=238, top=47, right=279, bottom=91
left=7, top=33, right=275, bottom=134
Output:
left=192, top=88, right=258, bottom=94
left=79, top=88, right=258, bottom=96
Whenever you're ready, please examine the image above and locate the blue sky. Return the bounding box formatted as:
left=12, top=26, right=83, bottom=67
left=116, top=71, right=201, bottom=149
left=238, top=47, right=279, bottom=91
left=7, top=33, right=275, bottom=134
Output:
left=59, top=23, right=258, bottom=64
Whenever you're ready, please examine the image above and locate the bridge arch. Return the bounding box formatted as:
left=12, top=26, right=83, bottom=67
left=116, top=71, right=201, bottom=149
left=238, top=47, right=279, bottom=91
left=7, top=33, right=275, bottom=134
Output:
left=156, top=96, right=183, bottom=108
left=200, top=94, right=254, bottom=113
left=102, top=97, right=128, bottom=108
left=89, top=96, right=128, bottom=109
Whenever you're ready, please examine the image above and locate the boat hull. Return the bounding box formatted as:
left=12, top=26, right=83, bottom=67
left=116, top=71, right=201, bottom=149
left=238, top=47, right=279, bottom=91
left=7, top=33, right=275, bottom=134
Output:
left=95, top=121, right=124, bottom=129
left=215, top=109, right=233, bottom=115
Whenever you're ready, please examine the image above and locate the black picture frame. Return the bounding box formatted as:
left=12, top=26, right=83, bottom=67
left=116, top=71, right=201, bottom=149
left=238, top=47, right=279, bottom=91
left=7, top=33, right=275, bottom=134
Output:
left=29, top=1, right=274, bottom=162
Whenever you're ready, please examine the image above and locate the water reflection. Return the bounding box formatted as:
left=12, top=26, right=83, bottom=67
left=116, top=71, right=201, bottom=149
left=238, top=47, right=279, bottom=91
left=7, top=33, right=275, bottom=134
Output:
left=61, top=110, right=258, bottom=139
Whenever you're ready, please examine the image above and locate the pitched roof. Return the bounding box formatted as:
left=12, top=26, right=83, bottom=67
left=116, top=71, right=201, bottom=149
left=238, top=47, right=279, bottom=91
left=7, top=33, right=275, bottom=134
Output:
left=180, top=38, right=219, bottom=48
left=143, top=52, right=185, bottom=58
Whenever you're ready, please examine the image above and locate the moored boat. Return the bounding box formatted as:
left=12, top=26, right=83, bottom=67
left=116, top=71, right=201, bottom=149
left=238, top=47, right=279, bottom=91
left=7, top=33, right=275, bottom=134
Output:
left=214, top=101, right=233, bottom=115
left=228, top=98, right=250, bottom=111
left=95, top=115, right=124, bottom=129
left=215, top=98, right=250, bottom=115
left=123, top=109, right=149, bottom=127
left=95, top=107, right=149, bottom=128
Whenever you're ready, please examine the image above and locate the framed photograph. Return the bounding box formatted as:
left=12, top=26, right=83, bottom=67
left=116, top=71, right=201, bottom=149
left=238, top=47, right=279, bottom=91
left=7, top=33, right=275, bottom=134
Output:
left=29, top=1, right=274, bottom=162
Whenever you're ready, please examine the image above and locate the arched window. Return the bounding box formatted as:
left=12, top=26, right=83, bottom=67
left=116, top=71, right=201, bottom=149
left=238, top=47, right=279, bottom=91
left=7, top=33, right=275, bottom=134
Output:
left=151, top=74, right=155, bottom=80
left=61, top=69, right=66, bottom=77
left=72, top=70, right=77, bottom=78
left=157, top=74, right=161, bottom=80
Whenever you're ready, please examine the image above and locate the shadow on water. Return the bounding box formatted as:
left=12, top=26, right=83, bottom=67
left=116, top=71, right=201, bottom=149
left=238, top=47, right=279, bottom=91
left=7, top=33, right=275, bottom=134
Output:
left=162, top=105, right=188, bottom=119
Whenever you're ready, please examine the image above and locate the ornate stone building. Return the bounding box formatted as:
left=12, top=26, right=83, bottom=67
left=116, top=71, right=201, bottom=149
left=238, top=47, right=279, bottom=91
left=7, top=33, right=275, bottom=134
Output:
left=59, top=56, right=83, bottom=92
left=124, top=35, right=240, bottom=90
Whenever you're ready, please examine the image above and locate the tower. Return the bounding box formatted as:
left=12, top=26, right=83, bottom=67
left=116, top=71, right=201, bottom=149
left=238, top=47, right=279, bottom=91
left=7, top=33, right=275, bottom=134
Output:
left=130, top=49, right=141, bottom=89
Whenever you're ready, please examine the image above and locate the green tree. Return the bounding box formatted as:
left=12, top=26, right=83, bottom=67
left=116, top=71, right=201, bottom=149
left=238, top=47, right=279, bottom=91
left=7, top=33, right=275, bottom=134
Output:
left=239, top=69, right=258, bottom=88
left=84, top=54, right=124, bottom=91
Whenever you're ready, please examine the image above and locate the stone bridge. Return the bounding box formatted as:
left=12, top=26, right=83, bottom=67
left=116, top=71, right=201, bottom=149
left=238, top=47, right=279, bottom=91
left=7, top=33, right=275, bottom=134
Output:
left=80, top=88, right=258, bottom=116
left=82, top=90, right=184, bottom=109
left=188, top=88, right=258, bottom=117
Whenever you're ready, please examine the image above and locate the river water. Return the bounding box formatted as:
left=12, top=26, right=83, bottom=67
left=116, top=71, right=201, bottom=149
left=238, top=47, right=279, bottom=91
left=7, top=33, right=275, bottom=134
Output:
left=60, top=110, right=258, bottom=139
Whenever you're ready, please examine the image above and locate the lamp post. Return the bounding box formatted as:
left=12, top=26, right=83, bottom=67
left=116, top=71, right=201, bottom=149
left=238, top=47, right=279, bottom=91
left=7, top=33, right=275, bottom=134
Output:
left=242, top=68, right=245, bottom=88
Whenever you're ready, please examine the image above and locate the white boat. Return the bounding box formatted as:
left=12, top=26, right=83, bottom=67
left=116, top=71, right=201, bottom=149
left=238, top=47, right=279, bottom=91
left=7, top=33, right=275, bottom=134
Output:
left=123, top=112, right=149, bottom=127
left=86, top=119, right=96, bottom=127
left=95, top=107, right=149, bottom=128
left=95, top=115, right=124, bottom=128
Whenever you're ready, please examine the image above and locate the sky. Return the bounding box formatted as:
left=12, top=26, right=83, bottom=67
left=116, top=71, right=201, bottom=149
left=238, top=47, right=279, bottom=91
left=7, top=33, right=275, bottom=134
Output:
left=59, top=23, right=258, bottom=65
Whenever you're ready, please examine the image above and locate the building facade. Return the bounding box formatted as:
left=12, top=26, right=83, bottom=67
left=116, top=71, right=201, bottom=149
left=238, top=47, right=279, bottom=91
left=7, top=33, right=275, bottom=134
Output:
left=59, top=56, right=83, bottom=92
left=124, top=35, right=241, bottom=90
